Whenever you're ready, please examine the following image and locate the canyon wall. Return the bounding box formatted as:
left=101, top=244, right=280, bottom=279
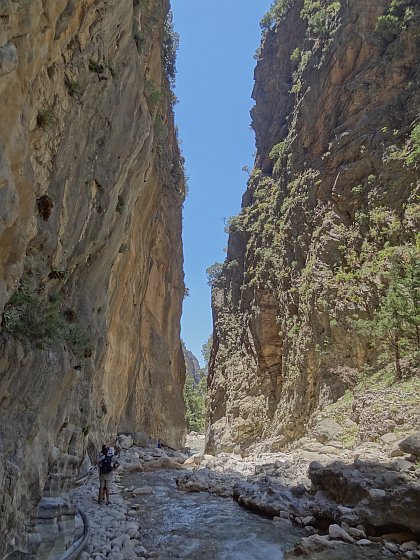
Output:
left=207, top=0, right=419, bottom=454
left=0, top=0, right=186, bottom=556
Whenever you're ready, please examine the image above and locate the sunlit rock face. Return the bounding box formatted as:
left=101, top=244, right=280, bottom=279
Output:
left=0, top=0, right=186, bottom=555
left=206, top=0, right=419, bottom=455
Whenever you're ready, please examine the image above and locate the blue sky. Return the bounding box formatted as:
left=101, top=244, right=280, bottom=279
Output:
left=171, top=0, right=271, bottom=366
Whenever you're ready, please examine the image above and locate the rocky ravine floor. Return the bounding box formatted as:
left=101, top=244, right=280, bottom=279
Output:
left=72, top=431, right=420, bottom=560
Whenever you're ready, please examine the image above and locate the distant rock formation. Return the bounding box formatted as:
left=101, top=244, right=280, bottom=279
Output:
left=207, top=0, right=420, bottom=454
left=182, top=342, right=203, bottom=385
left=0, top=0, right=186, bottom=556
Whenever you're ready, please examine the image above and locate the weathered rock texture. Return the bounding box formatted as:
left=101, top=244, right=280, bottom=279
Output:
left=0, top=0, right=186, bottom=556
left=207, top=0, right=419, bottom=454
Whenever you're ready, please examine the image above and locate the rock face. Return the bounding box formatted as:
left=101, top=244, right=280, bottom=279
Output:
left=207, top=0, right=420, bottom=454
left=183, top=343, right=202, bottom=384
left=0, top=0, right=186, bottom=556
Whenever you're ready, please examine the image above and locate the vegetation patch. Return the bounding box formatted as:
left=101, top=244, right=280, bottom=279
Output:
left=64, top=75, right=82, bottom=97
left=300, top=0, right=341, bottom=39
left=37, top=106, right=55, bottom=129
left=183, top=374, right=206, bottom=432
left=260, top=0, right=297, bottom=33
left=3, top=277, right=92, bottom=361
left=374, top=0, right=416, bottom=43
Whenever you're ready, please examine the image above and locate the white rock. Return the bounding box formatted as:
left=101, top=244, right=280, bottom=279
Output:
left=357, top=539, right=372, bottom=546
left=302, top=516, right=316, bottom=526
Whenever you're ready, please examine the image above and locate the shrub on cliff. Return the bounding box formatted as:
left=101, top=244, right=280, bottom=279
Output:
left=375, top=0, right=416, bottom=43
left=354, top=245, right=420, bottom=379
left=260, top=0, right=297, bottom=32
left=300, top=0, right=341, bottom=39
left=3, top=277, right=92, bottom=359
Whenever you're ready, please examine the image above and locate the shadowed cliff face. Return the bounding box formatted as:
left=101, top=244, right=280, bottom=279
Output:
left=0, top=0, right=185, bottom=555
left=207, top=0, right=419, bottom=455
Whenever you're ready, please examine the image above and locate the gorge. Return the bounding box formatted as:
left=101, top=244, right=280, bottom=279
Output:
left=0, top=0, right=419, bottom=559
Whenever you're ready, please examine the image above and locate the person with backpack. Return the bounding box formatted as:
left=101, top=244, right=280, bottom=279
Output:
left=97, top=446, right=119, bottom=505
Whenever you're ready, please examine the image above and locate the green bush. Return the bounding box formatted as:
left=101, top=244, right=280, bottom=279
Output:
left=37, top=106, right=55, bottom=129
left=3, top=278, right=92, bottom=359
left=300, top=0, right=341, bottom=39
left=374, top=0, right=415, bottom=42
left=269, top=141, right=288, bottom=174
left=89, top=59, right=105, bottom=74
left=163, top=11, right=179, bottom=87
left=206, top=262, right=223, bottom=287
left=145, top=79, right=164, bottom=109
left=407, top=124, right=420, bottom=164
left=354, top=245, right=420, bottom=379
left=64, top=76, right=82, bottom=97
left=260, top=0, right=297, bottom=32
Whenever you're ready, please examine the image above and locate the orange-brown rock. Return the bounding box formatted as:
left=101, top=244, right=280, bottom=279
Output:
left=0, top=0, right=185, bottom=556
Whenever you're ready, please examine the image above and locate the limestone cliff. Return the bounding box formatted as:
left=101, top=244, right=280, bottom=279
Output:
left=182, top=343, right=202, bottom=385
left=207, top=0, right=419, bottom=454
left=0, top=0, right=186, bottom=556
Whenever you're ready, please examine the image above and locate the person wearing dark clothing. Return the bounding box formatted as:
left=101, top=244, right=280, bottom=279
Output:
left=97, top=446, right=119, bottom=504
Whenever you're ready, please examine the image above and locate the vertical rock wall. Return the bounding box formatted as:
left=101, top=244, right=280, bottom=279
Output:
left=0, top=0, right=186, bottom=556
left=207, top=0, right=419, bottom=454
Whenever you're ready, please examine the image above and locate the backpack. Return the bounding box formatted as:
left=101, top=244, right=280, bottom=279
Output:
left=100, top=454, right=113, bottom=474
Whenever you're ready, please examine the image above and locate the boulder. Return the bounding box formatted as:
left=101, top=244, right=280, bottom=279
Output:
left=328, top=524, right=355, bottom=543
left=399, top=433, right=420, bottom=457
left=312, top=420, right=343, bottom=444
left=132, top=432, right=148, bottom=447
left=118, top=435, right=134, bottom=449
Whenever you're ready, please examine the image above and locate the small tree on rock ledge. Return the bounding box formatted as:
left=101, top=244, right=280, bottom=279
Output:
left=356, top=244, right=420, bottom=380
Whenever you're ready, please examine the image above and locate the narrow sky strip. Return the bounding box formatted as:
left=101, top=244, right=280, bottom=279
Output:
left=171, top=0, right=272, bottom=365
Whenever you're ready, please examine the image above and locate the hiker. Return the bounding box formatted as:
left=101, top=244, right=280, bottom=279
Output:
left=97, top=446, right=119, bottom=505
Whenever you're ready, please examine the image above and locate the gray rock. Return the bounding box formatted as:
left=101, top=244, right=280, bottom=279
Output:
left=312, top=419, right=343, bottom=444
left=381, top=433, right=399, bottom=445
left=118, top=435, right=134, bottom=450
left=399, top=433, right=420, bottom=457
left=328, top=524, right=355, bottom=543
left=401, top=542, right=419, bottom=551
left=0, top=42, right=18, bottom=76
left=348, top=527, right=366, bottom=539
left=291, top=484, right=306, bottom=497
left=131, top=432, right=149, bottom=447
